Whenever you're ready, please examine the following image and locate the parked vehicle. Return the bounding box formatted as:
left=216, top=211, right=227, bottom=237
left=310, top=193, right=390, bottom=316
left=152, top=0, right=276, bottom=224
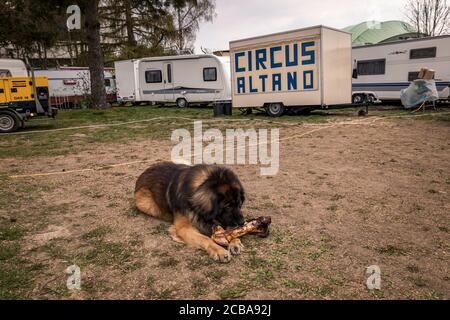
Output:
left=0, top=59, right=55, bottom=133
left=229, top=25, right=352, bottom=116
left=35, top=67, right=117, bottom=108
left=114, top=54, right=231, bottom=108
left=351, top=35, right=450, bottom=103
left=0, top=58, right=28, bottom=77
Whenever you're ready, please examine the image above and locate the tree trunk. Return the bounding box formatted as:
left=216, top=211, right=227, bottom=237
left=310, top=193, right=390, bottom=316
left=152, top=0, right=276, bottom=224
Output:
left=124, top=0, right=136, bottom=46
left=177, top=7, right=183, bottom=52
left=83, top=0, right=107, bottom=108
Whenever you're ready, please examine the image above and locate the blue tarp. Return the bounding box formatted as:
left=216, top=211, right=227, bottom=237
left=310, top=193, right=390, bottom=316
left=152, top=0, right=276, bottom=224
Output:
left=400, top=80, right=439, bottom=109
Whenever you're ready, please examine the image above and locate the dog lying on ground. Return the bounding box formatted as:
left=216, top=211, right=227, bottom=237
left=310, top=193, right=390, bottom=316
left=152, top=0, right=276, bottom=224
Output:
left=134, top=162, right=246, bottom=262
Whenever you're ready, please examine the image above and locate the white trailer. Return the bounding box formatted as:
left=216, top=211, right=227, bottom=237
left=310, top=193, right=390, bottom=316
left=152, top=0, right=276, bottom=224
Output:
left=0, top=59, right=28, bottom=77
left=114, top=54, right=231, bottom=108
left=352, top=35, right=450, bottom=103
left=35, top=67, right=117, bottom=108
left=229, top=25, right=352, bottom=116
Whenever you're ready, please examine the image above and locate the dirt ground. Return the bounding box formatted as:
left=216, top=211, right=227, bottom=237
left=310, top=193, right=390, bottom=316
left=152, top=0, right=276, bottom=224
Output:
left=1, top=112, right=449, bottom=300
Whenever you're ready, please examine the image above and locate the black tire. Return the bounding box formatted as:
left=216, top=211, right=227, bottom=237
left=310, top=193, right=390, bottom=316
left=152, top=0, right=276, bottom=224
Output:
left=0, top=111, right=20, bottom=133
left=265, top=103, right=285, bottom=117
left=352, top=94, right=364, bottom=104
left=176, top=98, right=188, bottom=108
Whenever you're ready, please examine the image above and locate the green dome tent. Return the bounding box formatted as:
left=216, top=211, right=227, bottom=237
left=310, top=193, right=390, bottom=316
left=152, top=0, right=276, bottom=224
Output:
left=343, top=20, right=424, bottom=45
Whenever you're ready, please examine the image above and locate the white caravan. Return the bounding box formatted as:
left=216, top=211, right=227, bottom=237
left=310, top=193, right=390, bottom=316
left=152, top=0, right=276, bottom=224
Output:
left=0, top=59, right=28, bottom=77
left=352, top=35, right=450, bottom=103
left=114, top=54, right=231, bottom=107
left=35, top=67, right=117, bottom=107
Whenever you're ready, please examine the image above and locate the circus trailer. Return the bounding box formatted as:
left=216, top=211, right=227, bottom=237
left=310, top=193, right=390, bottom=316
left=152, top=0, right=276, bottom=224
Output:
left=230, top=25, right=352, bottom=116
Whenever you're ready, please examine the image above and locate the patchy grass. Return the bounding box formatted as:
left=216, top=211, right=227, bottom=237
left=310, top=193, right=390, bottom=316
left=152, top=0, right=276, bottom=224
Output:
left=0, top=105, right=336, bottom=159
left=158, top=257, right=179, bottom=268
left=377, top=245, right=407, bottom=256
left=151, top=223, right=169, bottom=235
left=0, top=264, right=33, bottom=299
left=83, top=240, right=137, bottom=270
left=284, top=279, right=301, bottom=289
left=219, top=282, right=248, bottom=300
left=205, top=269, right=229, bottom=282
left=326, top=204, right=338, bottom=212
left=147, top=275, right=176, bottom=300
left=187, top=254, right=214, bottom=271
left=81, top=226, right=113, bottom=240
left=191, top=277, right=209, bottom=298
left=0, top=243, right=21, bottom=261
left=407, top=264, right=420, bottom=273
left=0, top=225, right=25, bottom=241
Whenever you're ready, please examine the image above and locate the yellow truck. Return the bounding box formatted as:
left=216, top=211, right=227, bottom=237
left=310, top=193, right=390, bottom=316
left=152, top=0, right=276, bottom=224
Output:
left=0, top=59, right=56, bottom=133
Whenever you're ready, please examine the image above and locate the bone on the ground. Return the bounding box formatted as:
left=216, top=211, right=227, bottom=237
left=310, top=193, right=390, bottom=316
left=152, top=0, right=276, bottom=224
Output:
left=211, top=216, right=272, bottom=246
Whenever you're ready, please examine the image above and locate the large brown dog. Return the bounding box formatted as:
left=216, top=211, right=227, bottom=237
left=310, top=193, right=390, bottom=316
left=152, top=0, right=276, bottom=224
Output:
left=134, top=162, right=246, bottom=262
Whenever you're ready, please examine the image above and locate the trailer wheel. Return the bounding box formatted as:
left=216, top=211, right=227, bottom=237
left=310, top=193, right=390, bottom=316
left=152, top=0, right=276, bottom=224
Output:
left=265, top=103, right=285, bottom=117
left=0, top=111, right=20, bottom=133
left=352, top=94, right=364, bottom=104
left=176, top=98, right=188, bottom=108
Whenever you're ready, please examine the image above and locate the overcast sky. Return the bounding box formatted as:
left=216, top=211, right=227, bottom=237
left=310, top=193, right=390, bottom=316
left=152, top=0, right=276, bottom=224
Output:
left=194, top=0, right=410, bottom=53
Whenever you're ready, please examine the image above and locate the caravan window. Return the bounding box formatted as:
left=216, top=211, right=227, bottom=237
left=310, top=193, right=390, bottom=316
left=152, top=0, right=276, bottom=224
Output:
left=203, top=67, right=217, bottom=81
left=357, top=59, right=386, bottom=76
left=105, top=79, right=111, bottom=87
left=408, top=71, right=434, bottom=81
left=167, top=64, right=172, bottom=83
left=410, top=47, right=436, bottom=59
left=145, top=70, right=162, bottom=83
left=408, top=71, right=420, bottom=81
left=0, top=69, right=11, bottom=77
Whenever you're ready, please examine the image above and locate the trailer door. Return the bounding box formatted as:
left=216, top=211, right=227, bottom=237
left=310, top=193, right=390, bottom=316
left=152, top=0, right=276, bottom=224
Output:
left=163, top=62, right=174, bottom=101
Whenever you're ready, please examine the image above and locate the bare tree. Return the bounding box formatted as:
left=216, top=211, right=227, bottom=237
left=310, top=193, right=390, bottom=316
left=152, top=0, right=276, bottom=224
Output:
left=78, top=0, right=107, bottom=109
left=405, top=0, right=450, bottom=36
left=169, top=0, right=216, bottom=53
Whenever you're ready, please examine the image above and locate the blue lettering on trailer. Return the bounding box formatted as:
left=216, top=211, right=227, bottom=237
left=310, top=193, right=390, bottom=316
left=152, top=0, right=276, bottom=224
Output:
left=237, top=77, right=246, bottom=93
left=287, top=72, right=297, bottom=90
left=259, top=74, right=268, bottom=92
left=233, top=39, right=318, bottom=94
left=256, top=49, right=267, bottom=70
left=303, top=70, right=314, bottom=89
left=285, top=44, right=298, bottom=67
left=301, top=41, right=315, bottom=65
left=270, top=46, right=283, bottom=68
left=235, top=52, right=246, bottom=73
left=272, top=73, right=282, bottom=91
left=249, top=76, right=258, bottom=93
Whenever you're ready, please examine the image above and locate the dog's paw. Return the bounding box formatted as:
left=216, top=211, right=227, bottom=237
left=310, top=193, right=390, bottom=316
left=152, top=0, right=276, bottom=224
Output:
left=209, top=246, right=231, bottom=263
left=229, top=239, right=244, bottom=255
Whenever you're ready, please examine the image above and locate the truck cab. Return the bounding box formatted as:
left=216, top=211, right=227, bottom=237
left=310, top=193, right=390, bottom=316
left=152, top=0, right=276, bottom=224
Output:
left=0, top=59, right=55, bottom=133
